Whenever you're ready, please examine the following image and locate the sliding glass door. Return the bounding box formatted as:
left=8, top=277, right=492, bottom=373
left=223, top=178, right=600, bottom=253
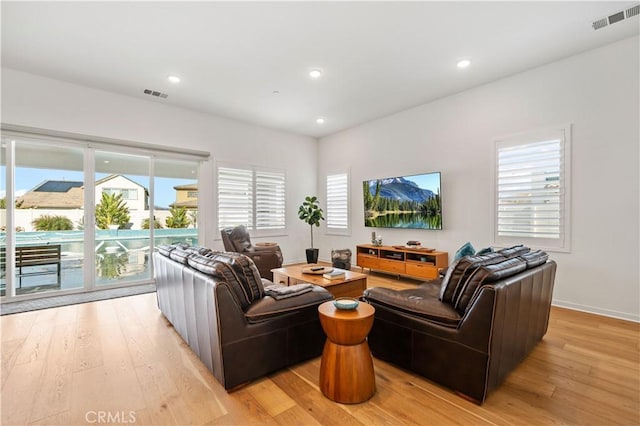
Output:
left=1, top=131, right=205, bottom=302
left=3, top=140, right=86, bottom=296
left=154, top=158, right=199, bottom=249
left=94, top=151, right=151, bottom=286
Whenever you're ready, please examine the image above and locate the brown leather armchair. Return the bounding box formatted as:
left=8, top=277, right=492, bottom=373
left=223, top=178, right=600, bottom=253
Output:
left=221, top=225, right=283, bottom=280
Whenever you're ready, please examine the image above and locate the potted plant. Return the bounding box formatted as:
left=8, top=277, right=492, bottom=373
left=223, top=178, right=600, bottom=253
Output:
left=298, top=195, right=324, bottom=263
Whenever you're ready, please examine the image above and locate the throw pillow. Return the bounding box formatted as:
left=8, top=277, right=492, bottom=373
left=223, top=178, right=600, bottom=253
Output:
left=475, top=247, right=494, bottom=256
left=454, top=242, right=475, bottom=260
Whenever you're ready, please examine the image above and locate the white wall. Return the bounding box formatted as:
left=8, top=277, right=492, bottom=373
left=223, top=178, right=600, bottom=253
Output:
left=318, top=36, right=640, bottom=321
left=1, top=67, right=318, bottom=263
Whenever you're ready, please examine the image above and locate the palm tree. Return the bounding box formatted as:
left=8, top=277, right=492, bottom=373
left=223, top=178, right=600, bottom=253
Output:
left=165, top=206, right=191, bottom=228
left=95, top=192, right=130, bottom=229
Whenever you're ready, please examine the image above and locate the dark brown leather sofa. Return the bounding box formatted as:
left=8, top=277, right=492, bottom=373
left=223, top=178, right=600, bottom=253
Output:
left=154, top=243, right=332, bottom=390
left=362, top=247, right=556, bottom=404
left=221, top=225, right=283, bottom=281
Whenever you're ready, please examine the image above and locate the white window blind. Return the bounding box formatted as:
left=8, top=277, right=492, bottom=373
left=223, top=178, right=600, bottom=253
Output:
left=217, top=165, right=286, bottom=232
left=494, top=125, right=571, bottom=251
left=255, top=170, right=286, bottom=230
left=218, top=167, right=253, bottom=229
left=326, top=172, right=349, bottom=232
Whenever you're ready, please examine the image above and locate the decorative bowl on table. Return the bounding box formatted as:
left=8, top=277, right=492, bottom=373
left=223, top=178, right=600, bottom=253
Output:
left=333, top=297, right=359, bottom=310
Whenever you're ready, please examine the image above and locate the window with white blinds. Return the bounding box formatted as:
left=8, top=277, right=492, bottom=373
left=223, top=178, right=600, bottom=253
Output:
left=326, top=172, right=349, bottom=233
left=217, top=165, right=286, bottom=232
left=255, top=170, right=286, bottom=230
left=493, top=125, right=571, bottom=252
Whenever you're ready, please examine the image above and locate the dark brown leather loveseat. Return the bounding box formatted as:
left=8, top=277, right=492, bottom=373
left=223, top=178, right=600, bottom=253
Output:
left=362, top=246, right=556, bottom=404
left=154, top=243, right=332, bottom=390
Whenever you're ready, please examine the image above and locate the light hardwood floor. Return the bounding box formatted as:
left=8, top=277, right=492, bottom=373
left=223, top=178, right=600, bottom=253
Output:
left=1, top=271, right=639, bottom=425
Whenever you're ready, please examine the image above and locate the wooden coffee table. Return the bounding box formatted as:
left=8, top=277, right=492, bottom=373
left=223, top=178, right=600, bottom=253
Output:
left=318, top=300, right=376, bottom=403
left=271, top=265, right=368, bottom=298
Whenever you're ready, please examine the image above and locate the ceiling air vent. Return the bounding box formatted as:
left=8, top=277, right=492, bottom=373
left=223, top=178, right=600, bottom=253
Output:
left=593, top=4, right=640, bottom=30
left=592, top=17, right=608, bottom=30
left=627, top=4, right=640, bottom=19
left=143, top=89, right=168, bottom=99
left=608, top=10, right=625, bottom=24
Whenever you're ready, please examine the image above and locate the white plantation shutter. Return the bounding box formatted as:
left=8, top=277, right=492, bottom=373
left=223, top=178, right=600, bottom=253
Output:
left=218, top=167, right=253, bottom=229
left=493, top=125, right=571, bottom=251
left=217, top=164, right=286, bottom=232
left=255, top=170, right=286, bottom=230
left=326, top=172, right=349, bottom=232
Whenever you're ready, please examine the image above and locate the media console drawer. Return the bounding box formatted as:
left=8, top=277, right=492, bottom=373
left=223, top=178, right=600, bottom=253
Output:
left=379, top=259, right=405, bottom=274
left=357, top=255, right=379, bottom=269
left=406, top=262, right=438, bottom=279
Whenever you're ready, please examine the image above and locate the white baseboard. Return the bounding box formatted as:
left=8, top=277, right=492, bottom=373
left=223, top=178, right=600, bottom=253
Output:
left=552, top=299, right=639, bottom=323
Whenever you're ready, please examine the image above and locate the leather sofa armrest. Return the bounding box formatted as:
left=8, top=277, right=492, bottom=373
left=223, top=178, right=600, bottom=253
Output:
left=245, top=286, right=333, bottom=323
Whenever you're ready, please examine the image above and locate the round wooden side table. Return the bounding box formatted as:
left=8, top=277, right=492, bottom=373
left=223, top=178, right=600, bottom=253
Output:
left=318, top=300, right=376, bottom=404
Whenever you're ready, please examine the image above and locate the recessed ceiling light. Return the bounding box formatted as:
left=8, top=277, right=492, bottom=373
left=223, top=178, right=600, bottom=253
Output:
left=457, top=59, right=471, bottom=69
left=167, top=75, right=181, bottom=83
left=104, top=160, right=110, bottom=164
left=309, top=69, right=323, bottom=79
left=272, top=90, right=280, bottom=95
left=316, top=118, right=325, bottom=124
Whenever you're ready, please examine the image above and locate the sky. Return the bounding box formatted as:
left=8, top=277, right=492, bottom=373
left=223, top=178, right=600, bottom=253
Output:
left=1, top=167, right=194, bottom=209
left=404, top=172, right=441, bottom=193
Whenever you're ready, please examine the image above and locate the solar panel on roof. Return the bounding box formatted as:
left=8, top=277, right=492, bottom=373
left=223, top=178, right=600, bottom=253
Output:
left=35, top=181, right=83, bottom=192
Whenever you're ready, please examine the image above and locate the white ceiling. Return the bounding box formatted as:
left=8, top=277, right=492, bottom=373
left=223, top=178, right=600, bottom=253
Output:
left=2, top=1, right=639, bottom=138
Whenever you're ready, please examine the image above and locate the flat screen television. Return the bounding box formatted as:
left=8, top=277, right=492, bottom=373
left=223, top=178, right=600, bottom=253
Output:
left=363, top=171, right=442, bottom=229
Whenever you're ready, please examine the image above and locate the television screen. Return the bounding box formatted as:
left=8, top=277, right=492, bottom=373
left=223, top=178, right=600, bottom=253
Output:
left=363, top=172, right=442, bottom=229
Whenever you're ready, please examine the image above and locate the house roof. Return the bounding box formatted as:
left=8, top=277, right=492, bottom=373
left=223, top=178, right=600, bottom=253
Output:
left=18, top=186, right=84, bottom=209
left=169, top=200, right=198, bottom=209
left=34, top=180, right=83, bottom=193
left=174, top=184, right=198, bottom=190
left=96, top=174, right=147, bottom=191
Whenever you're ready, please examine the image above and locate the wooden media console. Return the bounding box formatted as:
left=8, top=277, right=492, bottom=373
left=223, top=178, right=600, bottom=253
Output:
left=356, top=244, right=448, bottom=280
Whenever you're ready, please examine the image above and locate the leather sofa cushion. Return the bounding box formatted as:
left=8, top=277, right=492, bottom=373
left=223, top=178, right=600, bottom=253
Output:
left=498, top=245, right=530, bottom=258
left=183, top=245, right=215, bottom=256
left=453, top=257, right=527, bottom=314
left=188, top=252, right=264, bottom=309
left=157, top=244, right=176, bottom=257
left=520, top=250, right=548, bottom=268
left=364, top=285, right=461, bottom=327
left=439, top=252, right=505, bottom=303
left=245, top=286, right=333, bottom=323
left=169, top=248, right=192, bottom=264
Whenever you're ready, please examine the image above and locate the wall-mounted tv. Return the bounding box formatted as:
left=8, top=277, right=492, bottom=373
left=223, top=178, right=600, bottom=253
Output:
left=363, top=172, right=442, bottom=229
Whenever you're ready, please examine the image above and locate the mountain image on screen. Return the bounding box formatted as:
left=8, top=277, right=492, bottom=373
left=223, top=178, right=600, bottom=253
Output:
left=370, top=177, right=435, bottom=203
left=363, top=172, right=442, bottom=230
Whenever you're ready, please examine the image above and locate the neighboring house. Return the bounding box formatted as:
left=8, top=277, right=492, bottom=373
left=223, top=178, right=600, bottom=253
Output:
left=17, top=175, right=149, bottom=211
left=170, top=183, right=198, bottom=209
left=95, top=174, right=148, bottom=211
left=16, top=180, right=84, bottom=208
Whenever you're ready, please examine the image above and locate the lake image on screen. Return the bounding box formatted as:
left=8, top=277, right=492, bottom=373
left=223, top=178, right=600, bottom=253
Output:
left=363, top=173, right=442, bottom=229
